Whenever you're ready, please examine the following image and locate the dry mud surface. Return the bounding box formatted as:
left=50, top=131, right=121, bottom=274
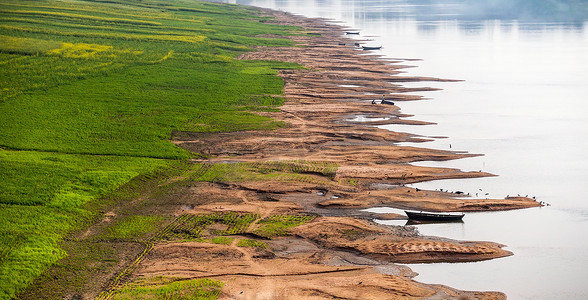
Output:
left=116, top=9, right=543, bottom=300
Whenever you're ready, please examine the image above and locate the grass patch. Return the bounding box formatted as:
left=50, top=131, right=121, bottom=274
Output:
left=0, top=35, right=61, bottom=55
left=211, top=236, right=234, bottom=245
left=0, top=151, right=168, bottom=207
left=160, top=213, right=259, bottom=241
left=158, top=213, right=314, bottom=242
left=0, top=205, right=69, bottom=299
left=192, top=160, right=338, bottom=184
left=102, top=215, right=165, bottom=240
left=254, top=215, right=316, bottom=239
left=237, top=239, right=267, bottom=249
left=0, top=151, right=168, bottom=299
left=14, top=240, right=137, bottom=300
left=111, top=278, right=223, bottom=300
left=0, top=58, right=295, bottom=158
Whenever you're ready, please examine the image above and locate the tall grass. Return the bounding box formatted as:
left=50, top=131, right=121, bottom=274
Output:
left=0, top=151, right=168, bottom=299
left=0, top=0, right=303, bottom=297
left=112, top=278, right=223, bottom=300
left=101, top=215, right=165, bottom=240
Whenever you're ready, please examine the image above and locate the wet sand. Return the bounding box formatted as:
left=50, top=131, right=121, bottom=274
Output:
left=131, top=8, right=542, bottom=300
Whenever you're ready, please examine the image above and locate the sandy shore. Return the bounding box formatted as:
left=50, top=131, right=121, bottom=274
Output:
left=126, top=9, right=543, bottom=300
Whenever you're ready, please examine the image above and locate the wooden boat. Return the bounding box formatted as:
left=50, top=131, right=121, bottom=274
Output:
left=405, top=219, right=463, bottom=225
left=405, top=210, right=465, bottom=222
left=362, top=46, right=382, bottom=50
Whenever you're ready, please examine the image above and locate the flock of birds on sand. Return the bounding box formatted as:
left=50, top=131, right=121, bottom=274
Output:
left=381, top=172, right=551, bottom=206
left=431, top=188, right=550, bottom=206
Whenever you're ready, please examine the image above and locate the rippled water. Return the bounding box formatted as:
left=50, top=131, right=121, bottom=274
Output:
left=222, top=0, right=588, bottom=298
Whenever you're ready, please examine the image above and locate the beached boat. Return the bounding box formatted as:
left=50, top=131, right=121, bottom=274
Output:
left=345, top=31, right=360, bottom=35
left=405, top=210, right=465, bottom=221
left=362, top=46, right=382, bottom=50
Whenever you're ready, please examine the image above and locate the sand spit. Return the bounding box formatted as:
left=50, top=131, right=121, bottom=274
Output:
left=137, top=240, right=505, bottom=299
left=123, top=8, right=544, bottom=300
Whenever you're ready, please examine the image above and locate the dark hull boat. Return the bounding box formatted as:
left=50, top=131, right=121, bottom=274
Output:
left=405, top=219, right=464, bottom=225
left=345, top=31, right=360, bottom=35
left=362, top=46, right=382, bottom=50
left=405, top=210, right=465, bottom=222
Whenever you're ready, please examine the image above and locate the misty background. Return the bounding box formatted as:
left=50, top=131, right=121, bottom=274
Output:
left=413, top=0, right=588, bottom=21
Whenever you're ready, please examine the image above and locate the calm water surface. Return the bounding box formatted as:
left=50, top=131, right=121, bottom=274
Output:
left=224, top=0, right=588, bottom=298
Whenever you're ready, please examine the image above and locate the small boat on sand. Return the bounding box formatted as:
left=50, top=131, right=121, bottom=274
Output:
left=405, top=210, right=465, bottom=222
left=346, top=31, right=360, bottom=35
left=362, top=46, right=382, bottom=50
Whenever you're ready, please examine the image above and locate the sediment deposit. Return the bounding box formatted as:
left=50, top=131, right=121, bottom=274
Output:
left=127, top=8, right=542, bottom=299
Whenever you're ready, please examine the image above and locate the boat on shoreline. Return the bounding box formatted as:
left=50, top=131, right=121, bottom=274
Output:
left=362, top=46, right=382, bottom=50
left=405, top=210, right=465, bottom=222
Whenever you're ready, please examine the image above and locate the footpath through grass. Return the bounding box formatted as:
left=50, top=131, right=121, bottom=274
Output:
left=0, top=0, right=302, bottom=298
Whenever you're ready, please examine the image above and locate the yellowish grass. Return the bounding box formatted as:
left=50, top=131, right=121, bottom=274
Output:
left=0, top=35, right=61, bottom=54
left=2, top=9, right=163, bottom=26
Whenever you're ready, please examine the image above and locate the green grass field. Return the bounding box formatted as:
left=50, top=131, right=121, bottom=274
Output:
left=111, top=278, right=224, bottom=300
left=0, top=0, right=302, bottom=298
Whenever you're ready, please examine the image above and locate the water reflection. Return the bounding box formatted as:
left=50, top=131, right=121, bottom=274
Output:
left=227, top=0, right=588, bottom=24
left=405, top=219, right=464, bottom=226
left=367, top=205, right=588, bottom=298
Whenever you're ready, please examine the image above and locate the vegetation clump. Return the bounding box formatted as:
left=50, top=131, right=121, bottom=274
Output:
left=101, top=215, right=165, bottom=240
left=254, top=215, right=316, bottom=239
left=193, top=160, right=338, bottom=184
left=111, top=278, right=223, bottom=300
left=157, top=213, right=314, bottom=242
left=160, top=213, right=260, bottom=241
left=237, top=239, right=268, bottom=248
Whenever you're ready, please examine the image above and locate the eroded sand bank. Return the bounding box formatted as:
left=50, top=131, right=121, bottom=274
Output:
left=127, top=8, right=542, bottom=300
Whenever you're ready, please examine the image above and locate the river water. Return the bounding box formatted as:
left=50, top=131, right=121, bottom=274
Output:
left=223, top=0, right=588, bottom=298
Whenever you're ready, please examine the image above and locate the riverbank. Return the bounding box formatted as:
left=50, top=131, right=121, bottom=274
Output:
left=6, top=2, right=544, bottom=298
left=128, top=9, right=541, bottom=299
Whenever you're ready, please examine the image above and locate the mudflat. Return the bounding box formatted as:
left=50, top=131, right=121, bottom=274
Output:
left=74, top=8, right=544, bottom=300
left=114, top=9, right=542, bottom=299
